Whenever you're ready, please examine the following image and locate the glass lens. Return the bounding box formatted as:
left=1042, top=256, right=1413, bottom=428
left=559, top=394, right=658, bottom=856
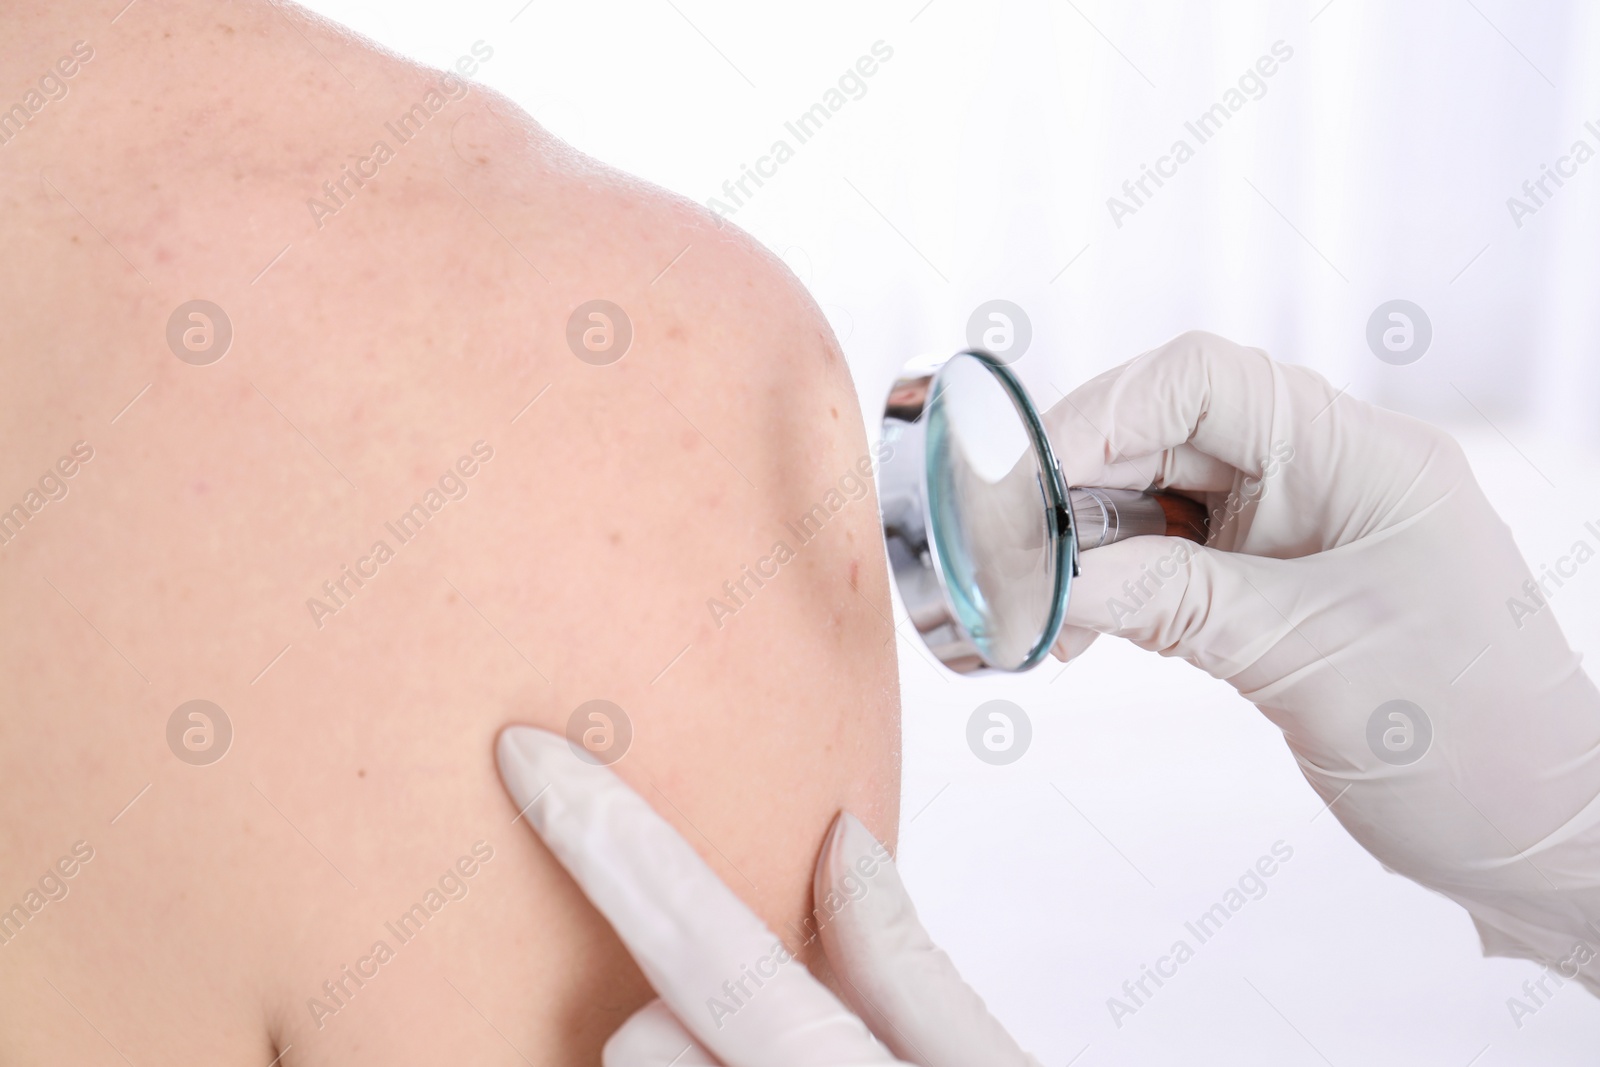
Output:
left=923, top=352, right=1061, bottom=670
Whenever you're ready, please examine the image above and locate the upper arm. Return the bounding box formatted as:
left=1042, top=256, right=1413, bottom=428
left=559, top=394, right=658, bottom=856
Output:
left=489, top=183, right=904, bottom=962
left=401, top=160, right=905, bottom=1052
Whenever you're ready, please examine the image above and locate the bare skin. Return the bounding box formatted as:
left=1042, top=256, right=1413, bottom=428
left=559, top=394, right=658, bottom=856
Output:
left=0, top=3, right=900, bottom=1063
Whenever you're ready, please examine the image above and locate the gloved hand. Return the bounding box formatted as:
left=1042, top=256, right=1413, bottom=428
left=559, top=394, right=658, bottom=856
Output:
left=495, top=725, right=1042, bottom=1067
left=1044, top=330, right=1600, bottom=990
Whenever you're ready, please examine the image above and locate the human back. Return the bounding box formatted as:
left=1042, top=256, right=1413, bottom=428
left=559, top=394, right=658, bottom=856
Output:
left=0, top=2, right=901, bottom=1063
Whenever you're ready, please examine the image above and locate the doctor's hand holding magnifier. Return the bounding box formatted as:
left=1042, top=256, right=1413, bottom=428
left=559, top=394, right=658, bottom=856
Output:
left=1042, top=331, right=1600, bottom=990
left=497, top=330, right=1600, bottom=1062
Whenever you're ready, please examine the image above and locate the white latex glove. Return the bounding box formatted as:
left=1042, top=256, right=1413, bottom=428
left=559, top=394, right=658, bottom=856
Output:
left=495, top=725, right=1042, bottom=1067
left=1046, top=330, right=1600, bottom=990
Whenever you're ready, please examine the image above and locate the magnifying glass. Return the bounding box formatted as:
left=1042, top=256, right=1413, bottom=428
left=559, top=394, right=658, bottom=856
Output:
left=879, top=350, right=1208, bottom=674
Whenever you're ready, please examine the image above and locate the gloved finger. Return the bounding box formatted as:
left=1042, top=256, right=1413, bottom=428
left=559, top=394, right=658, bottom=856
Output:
left=815, top=813, right=1042, bottom=1067
left=496, top=726, right=902, bottom=1067
left=1062, top=536, right=1296, bottom=679
left=1094, top=443, right=1238, bottom=495
left=604, top=1000, right=720, bottom=1067
left=1049, top=623, right=1099, bottom=663
left=1042, top=331, right=1340, bottom=491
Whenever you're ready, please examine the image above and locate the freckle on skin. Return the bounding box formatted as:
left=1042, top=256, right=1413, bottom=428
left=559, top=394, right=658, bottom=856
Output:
left=830, top=406, right=838, bottom=420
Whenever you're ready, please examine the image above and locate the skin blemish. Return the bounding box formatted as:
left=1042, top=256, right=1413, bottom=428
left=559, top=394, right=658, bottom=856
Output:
left=608, top=531, right=623, bottom=546
left=357, top=768, right=366, bottom=778
left=848, top=559, right=860, bottom=591
left=830, top=406, right=838, bottom=420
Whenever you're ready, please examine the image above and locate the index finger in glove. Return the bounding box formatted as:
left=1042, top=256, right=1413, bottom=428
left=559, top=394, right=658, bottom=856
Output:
left=1043, top=330, right=1342, bottom=491
left=496, top=725, right=903, bottom=1067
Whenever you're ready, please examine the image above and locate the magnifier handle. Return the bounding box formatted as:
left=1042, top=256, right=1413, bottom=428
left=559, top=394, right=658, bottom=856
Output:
left=1068, top=487, right=1208, bottom=550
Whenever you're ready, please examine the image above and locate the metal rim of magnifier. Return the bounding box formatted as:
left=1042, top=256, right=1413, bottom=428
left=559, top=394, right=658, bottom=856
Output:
left=879, top=349, right=1077, bottom=674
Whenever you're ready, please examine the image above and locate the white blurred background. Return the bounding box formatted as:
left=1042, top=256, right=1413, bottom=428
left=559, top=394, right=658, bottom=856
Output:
left=302, top=0, right=1600, bottom=1061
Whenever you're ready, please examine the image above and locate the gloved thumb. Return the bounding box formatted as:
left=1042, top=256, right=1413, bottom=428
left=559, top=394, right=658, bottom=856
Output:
left=1049, top=623, right=1100, bottom=663
left=814, top=813, right=1041, bottom=1067
left=1062, top=535, right=1296, bottom=679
